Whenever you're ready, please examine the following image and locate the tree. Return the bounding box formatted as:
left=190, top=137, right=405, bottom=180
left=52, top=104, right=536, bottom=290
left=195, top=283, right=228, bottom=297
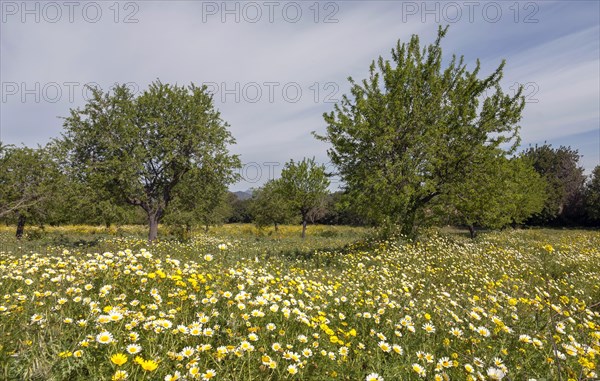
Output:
left=522, top=144, right=586, bottom=225
left=249, top=179, right=294, bottom=231
left=279, top=158, right=330, bottom=238
left=316, top=26, right=525, bottom=236
left=163, top=166, right=236, bottom=235
left=440, top=154, right=546, bottom=238
left=60, top=81, right=240, bottom=241
left=584, top=165, right=600, bottom=224
left=0, top=144, right=62, bottom=238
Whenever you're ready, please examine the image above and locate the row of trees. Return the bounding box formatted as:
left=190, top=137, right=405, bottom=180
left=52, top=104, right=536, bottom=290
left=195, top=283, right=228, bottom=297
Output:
left=4, top=139, right=596, bottom=241
left=0, top=142, right=331, bottom=239
left=2, top=26, right=599, bottom=240
left=1, top=82, right=241, bottom=241
left=242, top=146, right=600, bottom=238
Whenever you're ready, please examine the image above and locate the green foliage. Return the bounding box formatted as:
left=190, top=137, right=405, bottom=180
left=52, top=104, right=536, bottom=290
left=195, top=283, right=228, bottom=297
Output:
left=0, top=145, right=56, bottom=218
left=0, top=144, right=63, bottom=236
left=317, top=26, right=525, bottom=236
left=60, top=80, right=240, bottom=240
left=163, top=165, right=237, bottom=235
left=249, top=179, right=295, bottom=231
left=279, top=158, right=330, bottom=238
left=318, top=192, right=369, bottom=226
left=226, top=194, right=253, bottom=224
left=522, top=144, right=586, bottom=225
left=440, top=154, right=547, bottom=236
left=585, top=165, right=600, bottom=224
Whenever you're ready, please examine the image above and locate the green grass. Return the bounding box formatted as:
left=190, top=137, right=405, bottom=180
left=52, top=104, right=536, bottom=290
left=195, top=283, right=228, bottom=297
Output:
left=0, top=225, right=598, bottom=380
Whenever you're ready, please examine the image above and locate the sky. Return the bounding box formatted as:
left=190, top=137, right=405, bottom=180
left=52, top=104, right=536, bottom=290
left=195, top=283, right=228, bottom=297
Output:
left=1, top=0, right=599, bottom=191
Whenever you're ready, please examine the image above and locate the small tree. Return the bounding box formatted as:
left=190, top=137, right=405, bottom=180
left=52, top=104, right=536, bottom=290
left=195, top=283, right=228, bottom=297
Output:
left=441, top=154, right=546, bottom=238
left=279, top=158, right=330, bottom=238
left=249, top=179, right=294, bottom=231
left=0, top=144, right=62, bottom=238
left=60, top=81, right=240, bottom=241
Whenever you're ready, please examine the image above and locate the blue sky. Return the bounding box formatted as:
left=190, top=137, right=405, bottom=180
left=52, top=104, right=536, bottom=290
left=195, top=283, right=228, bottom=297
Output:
left=1, top=0, right=599, bottom=190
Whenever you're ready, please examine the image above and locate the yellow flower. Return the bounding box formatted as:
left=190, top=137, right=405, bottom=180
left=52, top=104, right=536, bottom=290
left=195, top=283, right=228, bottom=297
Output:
left=111, top=353, right=128, bottom=366
left=138, top=359, right=159, bottom=371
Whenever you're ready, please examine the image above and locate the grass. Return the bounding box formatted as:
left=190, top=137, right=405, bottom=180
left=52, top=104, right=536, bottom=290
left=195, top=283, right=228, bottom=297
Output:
left=0, top=224, right=598, bottom=380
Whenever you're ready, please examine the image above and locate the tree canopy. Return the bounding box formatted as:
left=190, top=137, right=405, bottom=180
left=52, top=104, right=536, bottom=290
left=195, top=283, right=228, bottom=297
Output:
left=249, top=179, right=294, bottom=232
left=440, top=154, right=546, bottom=237
left=0, top=144, right=63, bottom=238
left=278, top=158, right=330, bottom=238
left=60, top=81, right=240, bottom=241
left=522, top=143, right=586, bottom=225
left=317, top=26, right=526, bottom=236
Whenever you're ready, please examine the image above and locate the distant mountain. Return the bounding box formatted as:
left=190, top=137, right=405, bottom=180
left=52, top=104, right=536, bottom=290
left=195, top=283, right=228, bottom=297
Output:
left=233, top=190, right=252, bottom=200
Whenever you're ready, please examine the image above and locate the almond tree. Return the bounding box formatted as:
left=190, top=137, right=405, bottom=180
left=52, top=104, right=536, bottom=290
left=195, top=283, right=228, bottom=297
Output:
left=61, top=81, right=240, bottom=241
left=249, top=179, right=294, bottom=232
left=317, top=26, right=525, bottom=236
left=0, top=144, right=62, bottom=238
left=278, top=158, right=329, bottom=239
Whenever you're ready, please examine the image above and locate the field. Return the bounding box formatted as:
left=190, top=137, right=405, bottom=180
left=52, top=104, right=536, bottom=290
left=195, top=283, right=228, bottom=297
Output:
left=0, top=225, right=599, bottom=380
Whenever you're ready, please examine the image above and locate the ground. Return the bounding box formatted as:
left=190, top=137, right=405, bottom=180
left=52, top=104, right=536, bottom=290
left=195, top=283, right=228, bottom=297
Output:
left=0, top=225, right=598, bottom=380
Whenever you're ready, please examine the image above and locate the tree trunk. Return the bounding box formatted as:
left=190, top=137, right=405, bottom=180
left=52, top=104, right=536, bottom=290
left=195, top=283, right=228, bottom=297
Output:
left=148, top=212, right=160, bottom=242
left=301, top=219, right=307, bottom=239
left=401, top=208, right=417, bottom=238
left=468, top=225, right=477, bottom=239
left=274, top=222, right=279, bottom=232
left=16, top=213, right=26, bottom=240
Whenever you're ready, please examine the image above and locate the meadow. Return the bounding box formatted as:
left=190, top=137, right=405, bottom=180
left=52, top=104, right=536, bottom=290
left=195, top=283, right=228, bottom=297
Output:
left=0, top=225, right=598, bottom=380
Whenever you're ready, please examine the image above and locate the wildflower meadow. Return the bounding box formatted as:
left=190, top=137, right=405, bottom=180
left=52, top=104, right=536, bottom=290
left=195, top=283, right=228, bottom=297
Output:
left=0, top=226, right=598, bottom=380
